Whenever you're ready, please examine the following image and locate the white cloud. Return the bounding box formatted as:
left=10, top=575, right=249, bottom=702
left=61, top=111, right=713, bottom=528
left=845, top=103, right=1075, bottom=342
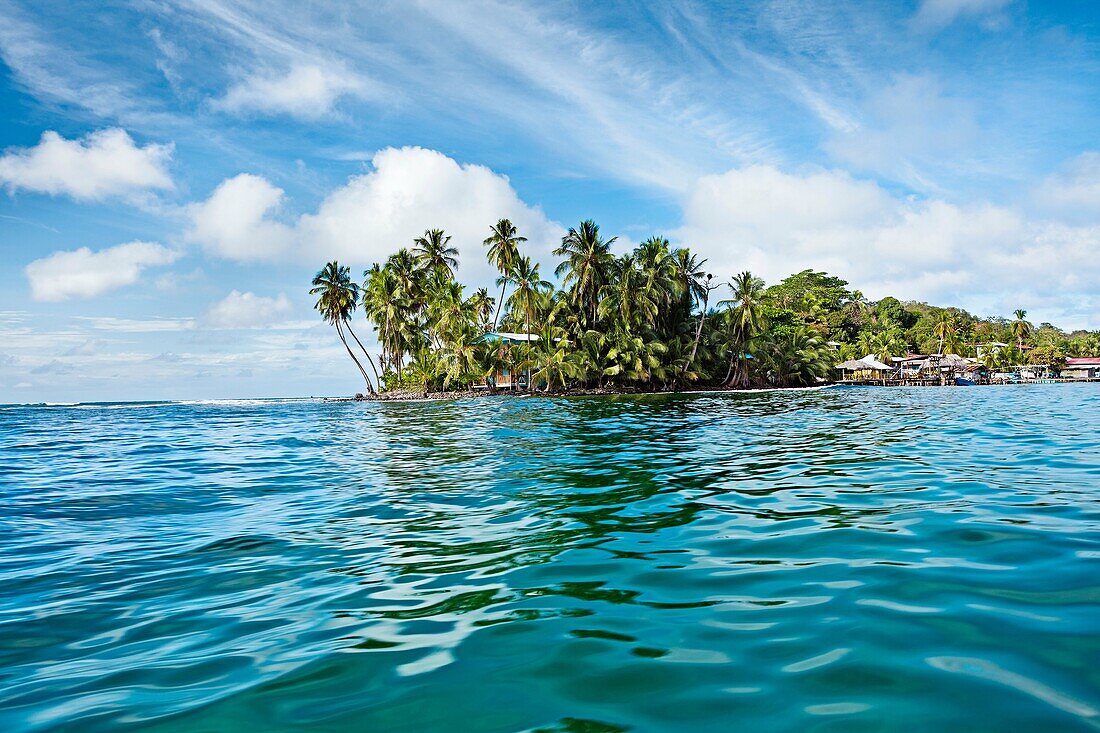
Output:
left=75, top=316, right=196, bottom=332
left=213, top=63, right=372, bottom=120
left=823, top=75, right=981, bottom=191
left=1033, top=152, right=1100, bottom=225
left=189, top=147, right=563, bottom=284
left=0, top=129, right=173, bottom=201
left=911, top=0, right=1011, bottom=31
left=187, top=174, right=295, bottom=262
left=25, top=242, right=180, bottom=302
left=205, top=290, right=293, bottom=329
left=675, top=164, right=1100, bottom=328
left=298, top=147, right=563, bottom=282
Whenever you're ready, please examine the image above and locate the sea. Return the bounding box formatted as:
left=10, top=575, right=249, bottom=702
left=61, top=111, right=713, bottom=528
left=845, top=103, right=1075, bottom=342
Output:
left=1, top=384, right=1098, bottom=731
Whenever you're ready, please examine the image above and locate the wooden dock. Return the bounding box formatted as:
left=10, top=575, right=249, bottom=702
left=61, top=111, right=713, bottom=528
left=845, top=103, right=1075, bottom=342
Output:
left=836, top=377, right=1100, bottom=387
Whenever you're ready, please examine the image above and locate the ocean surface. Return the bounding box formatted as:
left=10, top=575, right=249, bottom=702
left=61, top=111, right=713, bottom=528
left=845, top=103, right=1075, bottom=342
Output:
left=1, top=385, right=1098, bottom=732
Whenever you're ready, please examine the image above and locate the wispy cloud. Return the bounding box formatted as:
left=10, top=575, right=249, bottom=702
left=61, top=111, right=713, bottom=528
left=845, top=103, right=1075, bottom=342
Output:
left=204, top=290, right=293, bottom=328
left=152, top=0, right=784, bottom=191
left=74, top=316, right=197, bottom=332
left=911, top=0, right=1012, bottom=33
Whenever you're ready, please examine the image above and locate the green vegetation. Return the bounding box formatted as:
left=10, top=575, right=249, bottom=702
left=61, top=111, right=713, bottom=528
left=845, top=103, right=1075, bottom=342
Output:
left=311, top=220, right=1100, bottom=394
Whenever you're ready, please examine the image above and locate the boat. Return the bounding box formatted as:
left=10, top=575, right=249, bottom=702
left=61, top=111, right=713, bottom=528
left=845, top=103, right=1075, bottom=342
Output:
left=954, top=377, right=976, bottom=386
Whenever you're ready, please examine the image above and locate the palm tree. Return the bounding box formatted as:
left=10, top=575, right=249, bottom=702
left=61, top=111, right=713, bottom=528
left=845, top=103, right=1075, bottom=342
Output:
left=763, top=327, right=831, bottom=387
left=440, top=322, right=480, bottom=391
left=507, top=256, right=552, bottom=389
left=600, top=329, right=669, bottom=386
left=933, top=311, right=955, bottom=354
left=673, top=249, right=709, bottom=310
left=870, top=329, right=905, bottom=364
left=484, top=219, right=526, bottom=330
left=1012, top=309, right=1031, bottom=349
left=979, top=345, right=1002, bottom=372
left=683, top=272, right=717, bottom=377
left=310, top=261, right=375, bottom=394
left=635, top=236, right=678, bottom=328
left=468, top=287, right=495, bottom=330
left=721, top=271, right=766, bottom=387
left=426, top=279, right=467, bottom=349
left=554, top=220, right=615, bottom=330
left=598, top=254, right=645, bottom=331
left=388, top=248, right=425, bottom=306
left=845, top=290, right=870, bottom=328
left=413, top=228, right=459, bottom=278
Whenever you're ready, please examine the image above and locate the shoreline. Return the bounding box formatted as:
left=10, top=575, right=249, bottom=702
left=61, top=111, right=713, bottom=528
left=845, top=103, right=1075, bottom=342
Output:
left=333, top=383, right=838, bottom=403
left=328, top=378, right=1098, bottom=403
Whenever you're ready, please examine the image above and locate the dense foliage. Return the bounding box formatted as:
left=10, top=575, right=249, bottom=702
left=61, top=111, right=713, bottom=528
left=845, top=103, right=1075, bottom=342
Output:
left=310, top=220, right=1100, bottom=394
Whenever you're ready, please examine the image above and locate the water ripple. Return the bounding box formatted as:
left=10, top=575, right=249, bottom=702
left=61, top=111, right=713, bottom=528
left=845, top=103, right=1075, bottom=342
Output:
left=1, top=385, right=1098, bottom=732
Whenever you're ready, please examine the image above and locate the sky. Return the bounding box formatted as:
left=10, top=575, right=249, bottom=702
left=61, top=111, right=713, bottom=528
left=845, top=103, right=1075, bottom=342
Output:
left=0, top=0, right=1098, bottom=402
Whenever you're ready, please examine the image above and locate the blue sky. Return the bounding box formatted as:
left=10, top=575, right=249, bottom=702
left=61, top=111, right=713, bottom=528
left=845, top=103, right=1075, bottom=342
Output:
left=1, top=0, right=1098, bottom=402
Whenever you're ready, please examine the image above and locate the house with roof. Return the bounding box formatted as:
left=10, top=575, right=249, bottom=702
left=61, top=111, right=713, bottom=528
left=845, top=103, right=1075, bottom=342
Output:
left=1063, top=357, right=1100, bottom=380
left=471, top=332, right=539, bottom=389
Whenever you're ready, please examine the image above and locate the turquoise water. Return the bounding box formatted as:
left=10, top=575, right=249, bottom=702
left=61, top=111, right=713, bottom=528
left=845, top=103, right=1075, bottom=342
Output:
left=1, top=385, right=1098, bottom=732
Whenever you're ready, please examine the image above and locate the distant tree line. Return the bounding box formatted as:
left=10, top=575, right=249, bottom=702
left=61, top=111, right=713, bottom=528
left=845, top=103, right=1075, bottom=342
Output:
left=310, top=219, right=1100, bottom=394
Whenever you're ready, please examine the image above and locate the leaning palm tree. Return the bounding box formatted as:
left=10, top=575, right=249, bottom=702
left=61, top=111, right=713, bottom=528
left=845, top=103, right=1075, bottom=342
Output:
left=311, top=261, right=375, bottom=394
left=554, top=220, right=615, bottom=330
left=683, top=272, right=718, bottom=377
left=413, top=228, right=459, bottom=278
left=484, top=219, right=526, bottom=330
left=1012, top=309, right=1031, bottom=350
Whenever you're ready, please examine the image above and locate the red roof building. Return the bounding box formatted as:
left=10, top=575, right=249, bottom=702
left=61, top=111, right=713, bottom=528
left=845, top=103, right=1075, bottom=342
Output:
left=1064, top=357, right=1100, bottom=379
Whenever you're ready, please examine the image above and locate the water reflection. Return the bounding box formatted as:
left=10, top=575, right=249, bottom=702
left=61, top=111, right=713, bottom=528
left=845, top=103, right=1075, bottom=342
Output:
left=0, top=386, right=1097, bottom=732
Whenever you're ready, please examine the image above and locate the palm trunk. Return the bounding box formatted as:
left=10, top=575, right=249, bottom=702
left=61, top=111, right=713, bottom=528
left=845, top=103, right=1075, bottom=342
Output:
left=492, top=281, right=508, bottom=331
left=683, top=293, right=709, bottom=376
left=344, top=320, right=379, bottom=393
left=336, top=321, right=374, bottom=393
left=723, top=340, right=738, bottom=385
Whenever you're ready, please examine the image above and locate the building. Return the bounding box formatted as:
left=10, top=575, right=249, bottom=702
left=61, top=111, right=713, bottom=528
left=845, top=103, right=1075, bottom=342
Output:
left=835, top=355, right=894, bottom=380
left=471, top=332, right=540, bottom=389
left=1063, top=357, right=1100, bottom=380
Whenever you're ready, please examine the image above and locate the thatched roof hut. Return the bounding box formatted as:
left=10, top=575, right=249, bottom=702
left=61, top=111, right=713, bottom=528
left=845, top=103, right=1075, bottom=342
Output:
left=836, top=355, right=893, bottom=372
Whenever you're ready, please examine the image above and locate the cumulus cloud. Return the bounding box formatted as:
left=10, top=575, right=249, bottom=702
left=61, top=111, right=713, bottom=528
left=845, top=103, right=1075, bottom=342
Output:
left=187, top=174, right=295, bottom=261
left=213, top=63, right=373, bottom=120
left=298, top=147, right=563, bottom=282
left=205, top=290, right=293, bottom=329
left=0, top=129, right=173, bottom=201
left=189, top=147, right=563, bottom=283
left=675, top=164, right=1100, bottom=328
left=25, top=241, right=179, bottom=301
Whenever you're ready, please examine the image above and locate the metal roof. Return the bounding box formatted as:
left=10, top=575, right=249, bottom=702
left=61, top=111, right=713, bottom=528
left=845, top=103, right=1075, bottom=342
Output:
left=473, top=331, right=540, bottom=344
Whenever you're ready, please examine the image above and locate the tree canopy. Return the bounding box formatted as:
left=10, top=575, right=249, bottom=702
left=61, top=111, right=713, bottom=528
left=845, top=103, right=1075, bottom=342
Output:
left=313, top=220, right=1099, bottom=393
